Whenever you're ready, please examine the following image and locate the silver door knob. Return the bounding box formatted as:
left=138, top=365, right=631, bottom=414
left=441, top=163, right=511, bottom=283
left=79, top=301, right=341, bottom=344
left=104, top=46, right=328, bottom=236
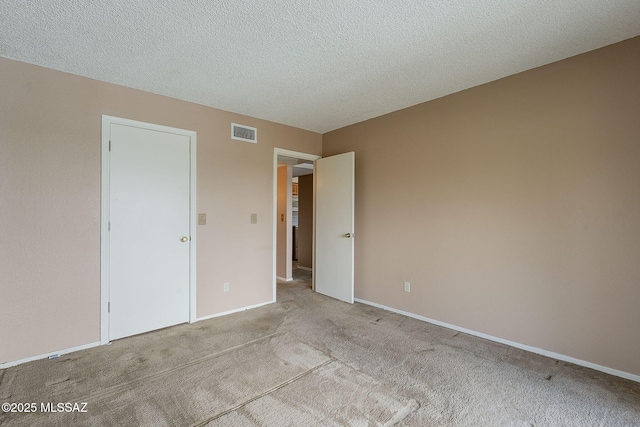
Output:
left=344, top=233, right=354, bottom=238
left=180, top=236, right=188, bottom=242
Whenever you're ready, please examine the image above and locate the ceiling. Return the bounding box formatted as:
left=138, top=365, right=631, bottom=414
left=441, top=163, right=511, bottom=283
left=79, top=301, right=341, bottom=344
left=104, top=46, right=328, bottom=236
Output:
left=277, top=156, right=314, bottom=177
left=1, top=1, right=639, bottom=134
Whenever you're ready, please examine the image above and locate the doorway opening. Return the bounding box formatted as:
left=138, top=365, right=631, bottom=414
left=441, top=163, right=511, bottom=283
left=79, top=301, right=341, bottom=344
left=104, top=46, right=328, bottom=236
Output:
left=273, top=149, right=320, bottom=299
left=272, top=148, right=356, bottom=305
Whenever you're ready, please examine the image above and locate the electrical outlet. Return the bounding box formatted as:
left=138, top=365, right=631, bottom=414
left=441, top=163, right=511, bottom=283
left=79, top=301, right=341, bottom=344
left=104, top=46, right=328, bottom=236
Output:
left=404, top=281, right=411, bottom=292
left=223, top=282, right=229, bottom=292
left=251, top=213, right=257, bottom=224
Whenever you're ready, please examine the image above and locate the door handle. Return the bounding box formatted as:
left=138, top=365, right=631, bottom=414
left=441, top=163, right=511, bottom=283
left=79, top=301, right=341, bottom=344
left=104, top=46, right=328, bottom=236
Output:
left=344, top=233, right=354, bottom=238
left=180, top=236, right=189, bottom=242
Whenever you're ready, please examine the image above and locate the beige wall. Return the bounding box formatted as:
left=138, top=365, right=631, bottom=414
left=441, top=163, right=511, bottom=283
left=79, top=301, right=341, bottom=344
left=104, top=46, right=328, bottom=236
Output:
left=0, top=58, right=321, bottom=365
left=297, top=174, right=314, bottom=269
left=276, top=165, right=292, bottom=280
left=323, top=36, right=640, bottom=377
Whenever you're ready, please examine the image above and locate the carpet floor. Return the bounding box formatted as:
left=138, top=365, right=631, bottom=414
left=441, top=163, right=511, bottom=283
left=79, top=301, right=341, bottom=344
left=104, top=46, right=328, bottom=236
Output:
left=1, top=269, right=639, bottom=426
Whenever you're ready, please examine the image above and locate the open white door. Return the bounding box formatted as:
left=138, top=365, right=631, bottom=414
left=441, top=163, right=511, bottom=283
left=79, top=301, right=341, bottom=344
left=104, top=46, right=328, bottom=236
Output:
left=315, top=152, right=355, bottom=303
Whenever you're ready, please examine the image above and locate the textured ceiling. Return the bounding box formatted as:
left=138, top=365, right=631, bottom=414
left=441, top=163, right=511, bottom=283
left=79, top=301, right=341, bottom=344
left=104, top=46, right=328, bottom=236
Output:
left=1, top=1, right=639, bottom=133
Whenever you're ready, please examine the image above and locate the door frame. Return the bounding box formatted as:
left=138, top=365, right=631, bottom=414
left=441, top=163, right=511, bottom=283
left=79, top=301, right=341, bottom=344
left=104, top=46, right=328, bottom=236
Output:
left=101, top=115, right=197, bottom=344
left=272, top=148, right=321, bottom=299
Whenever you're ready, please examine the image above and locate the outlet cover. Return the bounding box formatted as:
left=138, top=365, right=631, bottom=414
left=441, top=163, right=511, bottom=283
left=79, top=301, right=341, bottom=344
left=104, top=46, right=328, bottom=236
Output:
left=251, top=213, right=257, bottom=224
left=223, top=282, right=229, bottom=292
left=403, top=281, right=411, bottom=292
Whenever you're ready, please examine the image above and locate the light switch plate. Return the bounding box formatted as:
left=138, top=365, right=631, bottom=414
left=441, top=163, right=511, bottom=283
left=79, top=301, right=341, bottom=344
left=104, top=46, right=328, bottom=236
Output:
left=198, top=213, right=206, bottom=225
left=251, top=213, right=257, bottom=224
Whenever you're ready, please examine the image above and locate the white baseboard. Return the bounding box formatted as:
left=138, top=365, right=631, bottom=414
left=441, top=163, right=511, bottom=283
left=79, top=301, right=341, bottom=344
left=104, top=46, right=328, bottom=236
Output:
left=296, top=266, right=312, bottom=272
left=195, top=300, right=274, bottom=322
left=354, top=298, right=640, bottom=384
left=2, top=301, right=277, bottom=369
left=0, top=341, right=101, bottom=369
left=276, top=276, right=293, bottom=282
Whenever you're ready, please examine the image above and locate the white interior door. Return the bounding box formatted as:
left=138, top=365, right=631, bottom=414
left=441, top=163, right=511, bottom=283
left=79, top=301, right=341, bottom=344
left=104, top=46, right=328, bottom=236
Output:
left=108, top=123, right=191, bottom=340
left=315, top=152, right=355, bottom=303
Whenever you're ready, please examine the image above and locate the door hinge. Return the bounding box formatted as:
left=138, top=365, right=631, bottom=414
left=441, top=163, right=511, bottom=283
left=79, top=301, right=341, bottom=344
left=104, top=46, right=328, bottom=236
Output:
left=109, top=140, right=111, bottom=151
left=108, top=302, right=110, bottom=313
left=108, top=221, right=111, bottom=231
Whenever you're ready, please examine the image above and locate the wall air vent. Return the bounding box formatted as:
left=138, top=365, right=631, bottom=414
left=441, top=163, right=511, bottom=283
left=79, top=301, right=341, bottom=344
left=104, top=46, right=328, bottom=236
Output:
left=231, top=123, right=257, bottom=144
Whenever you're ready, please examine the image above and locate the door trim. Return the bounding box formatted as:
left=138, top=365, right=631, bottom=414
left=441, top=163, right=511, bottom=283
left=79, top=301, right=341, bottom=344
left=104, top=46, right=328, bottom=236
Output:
left=101, top=115, right=197, bottom=344
left=273, top=148, right=321, bottom=300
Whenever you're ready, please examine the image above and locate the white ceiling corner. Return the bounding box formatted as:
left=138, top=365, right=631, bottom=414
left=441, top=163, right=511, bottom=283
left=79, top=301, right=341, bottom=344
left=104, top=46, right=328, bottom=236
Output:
left=1, top=1, right=639, bottom=133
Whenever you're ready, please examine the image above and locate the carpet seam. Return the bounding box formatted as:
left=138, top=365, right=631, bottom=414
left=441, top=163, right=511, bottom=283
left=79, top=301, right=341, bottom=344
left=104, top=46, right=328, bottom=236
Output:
left=191, top=359, right=335, bottom=426
left=77, top=332, right=282, bottom=403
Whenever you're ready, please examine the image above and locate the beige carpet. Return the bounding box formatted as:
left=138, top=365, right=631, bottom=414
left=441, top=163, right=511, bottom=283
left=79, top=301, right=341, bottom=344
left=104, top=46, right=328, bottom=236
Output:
left=1, top=270, right=639, bottom=426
